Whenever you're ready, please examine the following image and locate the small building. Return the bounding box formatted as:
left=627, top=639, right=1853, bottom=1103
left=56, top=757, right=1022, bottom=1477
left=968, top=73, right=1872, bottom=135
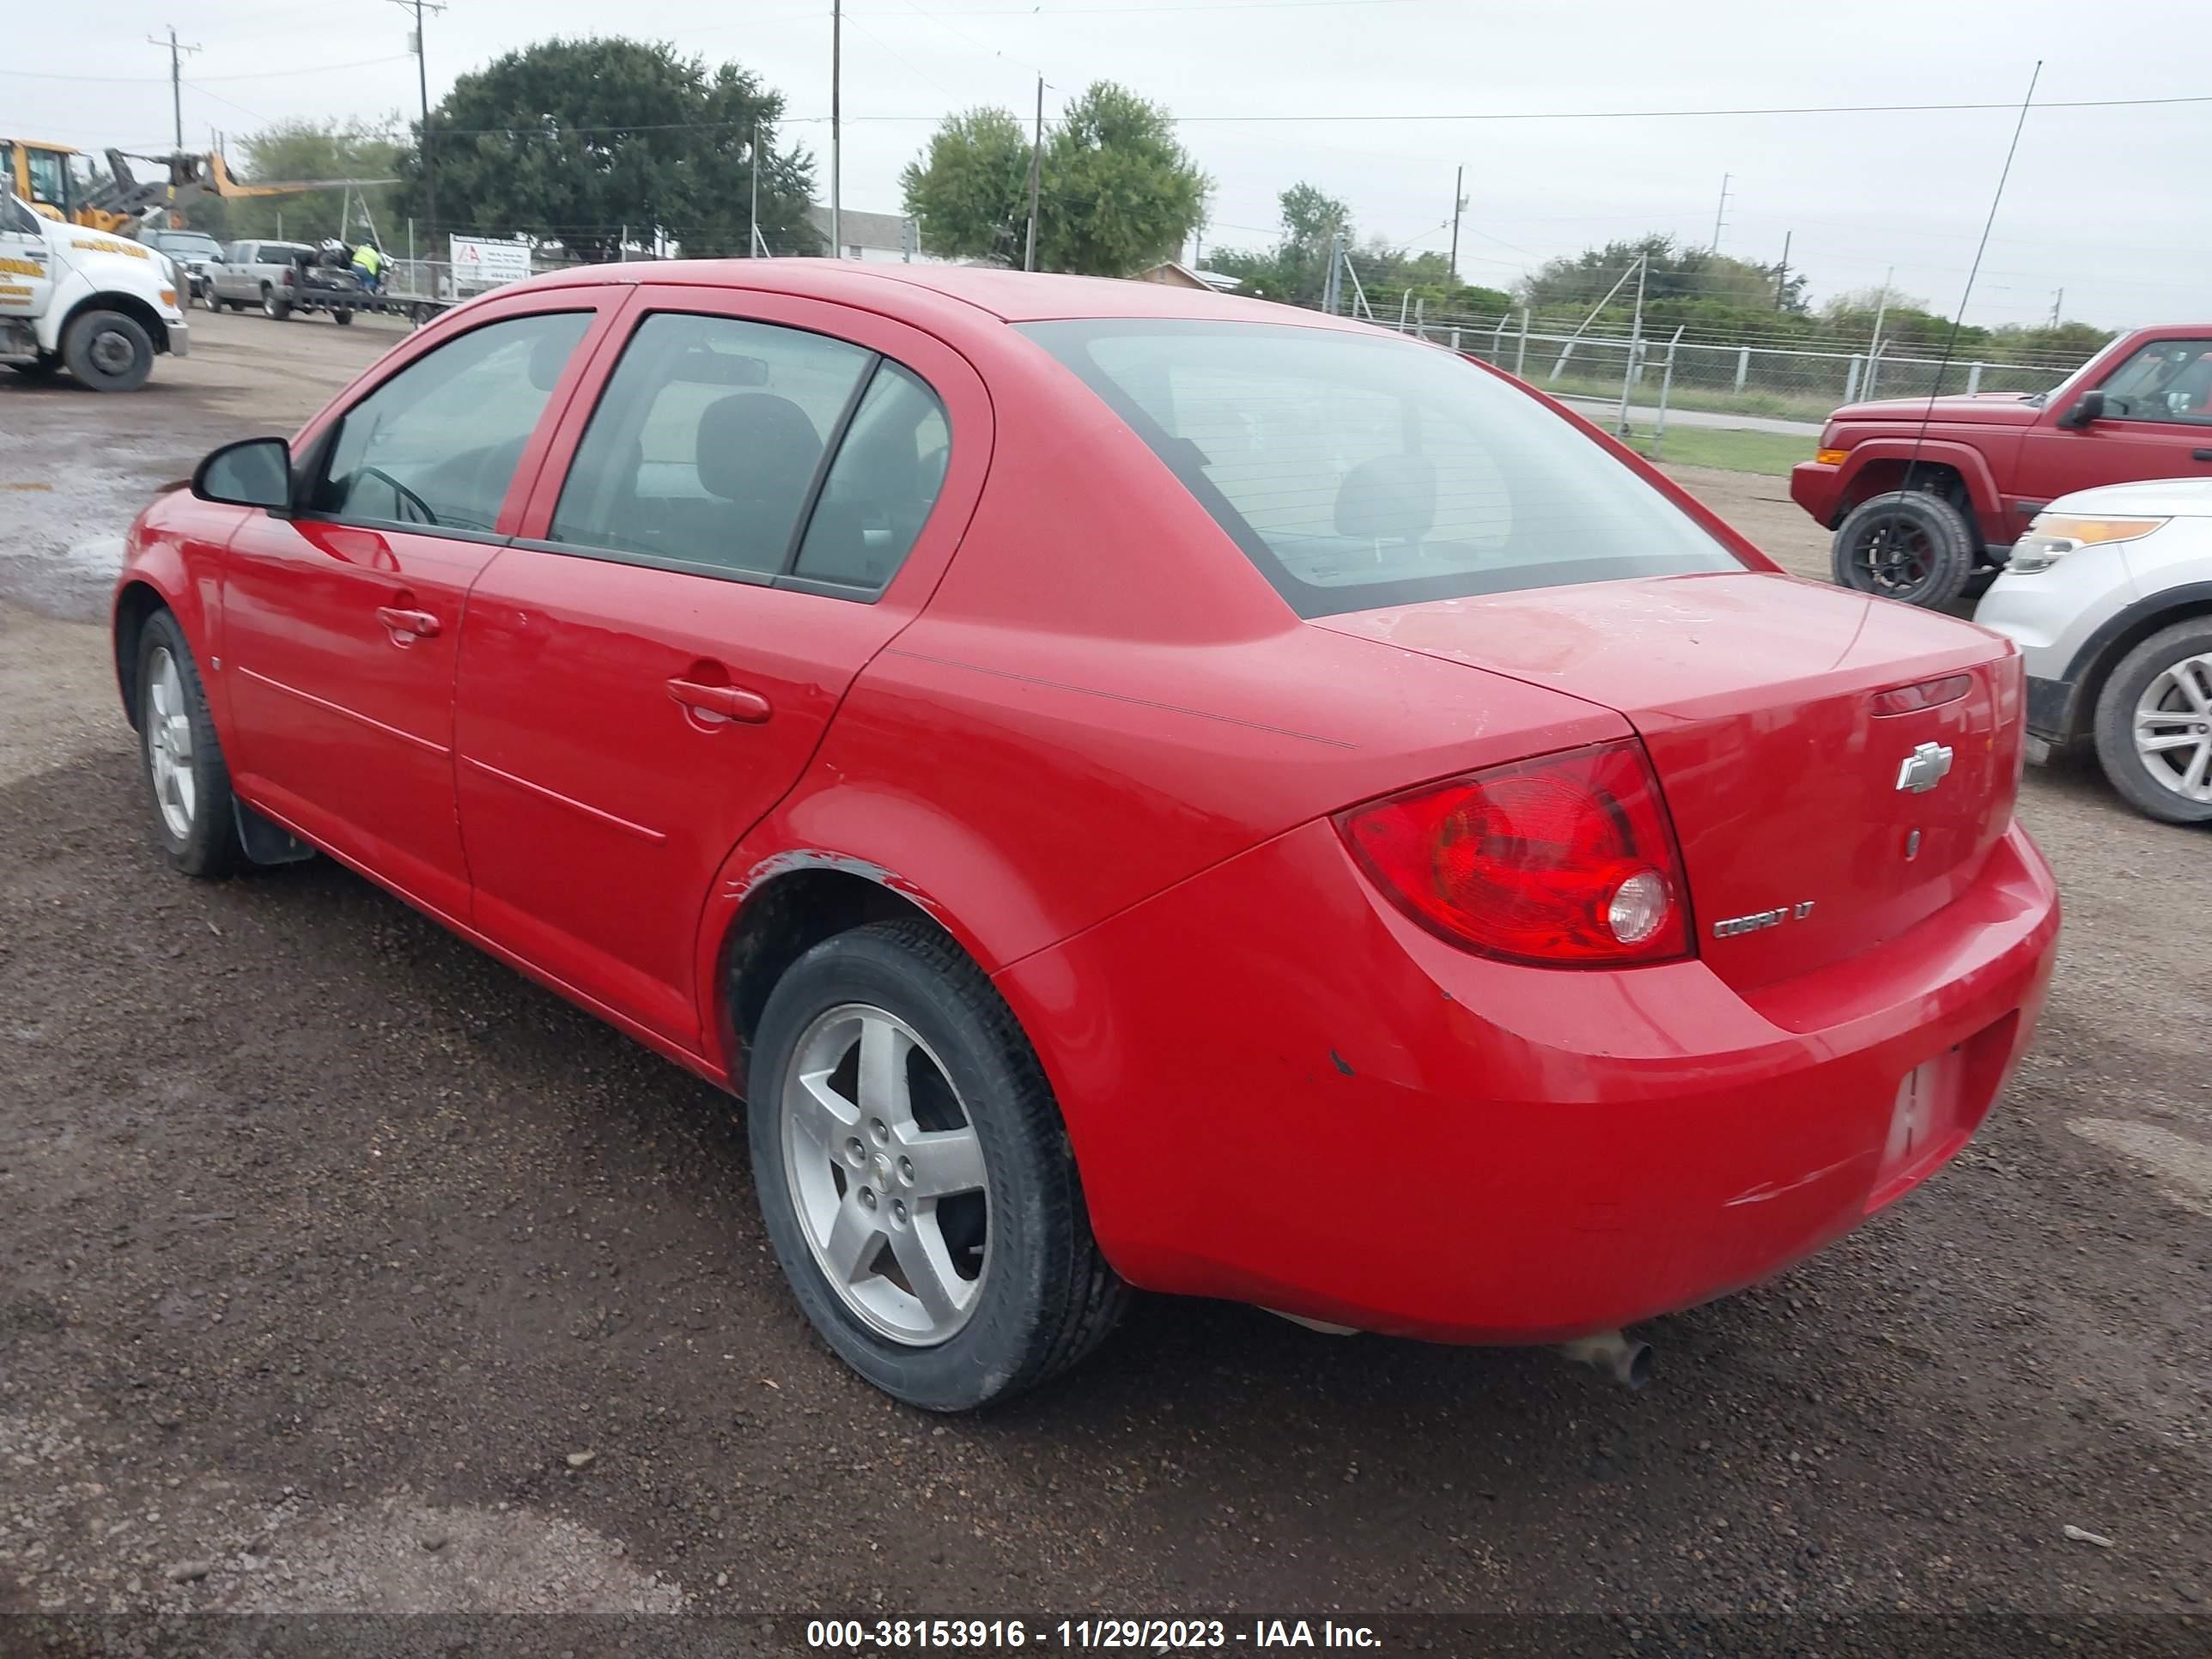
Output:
left=805, top=205, right=929, bottom=264
left=1134, top=261, right=1241, bottom=293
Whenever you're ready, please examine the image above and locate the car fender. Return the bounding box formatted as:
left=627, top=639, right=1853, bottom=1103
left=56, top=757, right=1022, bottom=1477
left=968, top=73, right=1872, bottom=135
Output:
left=691, top=781, right=1065, bottom=1079
left=1832, top=436, right=2006, bottom=529
left=2061, top=579, right=2212, bottom=703
left=111, top=492, right=247, bottom=732
left=35, top=241, right=180, bottom=355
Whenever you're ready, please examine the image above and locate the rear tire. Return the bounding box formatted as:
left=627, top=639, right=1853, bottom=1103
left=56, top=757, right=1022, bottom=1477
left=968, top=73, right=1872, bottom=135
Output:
left=134, top=609, right=246, bottom=877
left=2093, top=620, right=2212, bottom=825
left=261, top=286, right=290, bottom=321
left=1831, top=490, right=1977, bottom=609
left=747, top=920, right=1127, bottom=1411
left=332, top=307, right=355, bottom=325
left=61, top=308, right=155, bottom=392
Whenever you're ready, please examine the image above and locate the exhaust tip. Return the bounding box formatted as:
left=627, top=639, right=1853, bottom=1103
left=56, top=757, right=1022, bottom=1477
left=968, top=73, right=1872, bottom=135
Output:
left=1558, top=1329, right=1654, bottom=1390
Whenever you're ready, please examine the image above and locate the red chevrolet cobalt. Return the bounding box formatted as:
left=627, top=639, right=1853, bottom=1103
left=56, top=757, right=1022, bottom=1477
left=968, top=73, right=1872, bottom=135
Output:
left=114, top=264, right=2058, bottom=1409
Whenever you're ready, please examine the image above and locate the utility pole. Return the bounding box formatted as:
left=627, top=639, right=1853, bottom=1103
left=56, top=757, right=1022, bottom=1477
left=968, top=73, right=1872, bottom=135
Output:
left=830, top=0, right=842, bottom=257
left=1773, top=229, right=1792, bottom=310
left=1024, top=76, right=1044, bottom=272
left=389, top=0, right=445, bottom=240
left=1449, top=163, right=1465, bottom=279
left=1711, top=171, right=1730, bottom=252
left=2051, top=287, right=2063, bottom=327
left=148, top=27, right=203, bottom=152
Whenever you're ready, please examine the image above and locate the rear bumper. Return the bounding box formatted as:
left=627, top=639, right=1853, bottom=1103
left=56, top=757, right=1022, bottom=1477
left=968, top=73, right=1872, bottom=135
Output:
left=1000, top=817, right=2058, bottom=1345
left=1789, top=459, right=1843, bottom=526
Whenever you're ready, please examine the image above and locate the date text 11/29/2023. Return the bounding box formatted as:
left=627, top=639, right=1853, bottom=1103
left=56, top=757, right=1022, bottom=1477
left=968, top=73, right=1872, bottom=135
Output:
left=805, top=1619, right=1382, bottom=1650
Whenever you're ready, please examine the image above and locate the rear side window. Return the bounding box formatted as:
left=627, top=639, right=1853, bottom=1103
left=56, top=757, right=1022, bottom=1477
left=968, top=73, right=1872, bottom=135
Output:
left=313, top=311, right=592, bottom=533
left=1021, top=319, right=1741, bottom=617
left=550, top=312, right=872, bottom=576
left=793, top=361, right=951, bottom=591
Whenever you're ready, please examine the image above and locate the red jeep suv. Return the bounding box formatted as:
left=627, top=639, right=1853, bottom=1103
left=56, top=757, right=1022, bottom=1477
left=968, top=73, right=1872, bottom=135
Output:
left=1792, top=325, right=2212, bottom=606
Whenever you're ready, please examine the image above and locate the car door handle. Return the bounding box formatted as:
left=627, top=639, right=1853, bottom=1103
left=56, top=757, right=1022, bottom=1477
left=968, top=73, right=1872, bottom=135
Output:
left=2193, top=448, right=2212, bottom=462
left=375, top=605, right=441, bottom=638
left=666, top=678, right=771, bottom=724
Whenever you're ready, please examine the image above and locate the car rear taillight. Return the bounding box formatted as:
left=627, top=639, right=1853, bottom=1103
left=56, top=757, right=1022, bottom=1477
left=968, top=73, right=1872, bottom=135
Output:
left=1334, top=739, right=1693, bottom=968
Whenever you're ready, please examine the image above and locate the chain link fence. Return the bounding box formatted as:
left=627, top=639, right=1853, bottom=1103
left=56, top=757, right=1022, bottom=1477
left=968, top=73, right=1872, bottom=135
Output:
left=1388, top=308, right=2087, bottom=426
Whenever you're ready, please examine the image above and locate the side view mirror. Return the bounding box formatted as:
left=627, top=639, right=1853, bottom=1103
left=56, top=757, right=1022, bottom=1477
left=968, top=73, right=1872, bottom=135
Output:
left=193, top=436, right=292, bottom=512
left=2058, top=389, right=2106, bottom=429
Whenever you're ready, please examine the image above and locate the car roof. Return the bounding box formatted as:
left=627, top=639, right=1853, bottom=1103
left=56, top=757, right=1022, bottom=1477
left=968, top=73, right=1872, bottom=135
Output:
left=522, top=257, right=1368, bottom=330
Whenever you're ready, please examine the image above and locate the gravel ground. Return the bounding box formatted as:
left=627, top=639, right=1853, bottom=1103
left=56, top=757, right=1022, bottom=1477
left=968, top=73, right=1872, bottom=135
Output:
left=1, top=309, right=2208, bottom=1649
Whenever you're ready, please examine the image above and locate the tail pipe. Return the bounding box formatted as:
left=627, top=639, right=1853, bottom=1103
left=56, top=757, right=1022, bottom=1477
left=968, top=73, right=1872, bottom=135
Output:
left=1558, top=1329, right=1653, bottom=1390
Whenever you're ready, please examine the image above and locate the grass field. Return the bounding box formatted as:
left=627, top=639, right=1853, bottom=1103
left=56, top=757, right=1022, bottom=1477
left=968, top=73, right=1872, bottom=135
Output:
left=1625, top=425, right=1813, bottom=477
left=1534, top=373, right=1840, bottom=426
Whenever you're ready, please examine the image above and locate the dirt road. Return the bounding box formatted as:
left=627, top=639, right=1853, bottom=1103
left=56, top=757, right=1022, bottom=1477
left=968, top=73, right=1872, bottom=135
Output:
left=2, top=307, right=2208, bottom=1647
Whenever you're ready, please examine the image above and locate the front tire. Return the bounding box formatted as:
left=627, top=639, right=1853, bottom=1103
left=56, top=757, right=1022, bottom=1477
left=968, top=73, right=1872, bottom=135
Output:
left=1831, top=490, right=1977, bottom=609
left=332, top=307, right=355, bottom=326
left=2094, top=621, right=2212, bottom=825
left=135, top=610, right=245, bottom=877
left=747, top=921, right=1127, bottom=1411
left=61, top=308, right=155, bottom=392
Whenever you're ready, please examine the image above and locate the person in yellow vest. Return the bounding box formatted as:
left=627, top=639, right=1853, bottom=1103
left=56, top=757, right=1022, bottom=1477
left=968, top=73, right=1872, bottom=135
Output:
left=349, top=241, right=385, bottom=294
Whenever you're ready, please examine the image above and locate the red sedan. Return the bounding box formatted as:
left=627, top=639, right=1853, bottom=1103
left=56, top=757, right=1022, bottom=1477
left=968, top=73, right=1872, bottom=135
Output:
left=114, top=262, right=2059, bottom=1410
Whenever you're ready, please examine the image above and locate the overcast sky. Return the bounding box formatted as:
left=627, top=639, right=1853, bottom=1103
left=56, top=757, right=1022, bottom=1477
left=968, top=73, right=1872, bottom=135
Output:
left=13, top=0, right=2208, bottom=327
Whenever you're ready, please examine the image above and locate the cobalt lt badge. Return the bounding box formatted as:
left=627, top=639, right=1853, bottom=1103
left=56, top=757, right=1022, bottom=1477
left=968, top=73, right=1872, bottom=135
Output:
left=1895, top=741, right=1954, bottom=794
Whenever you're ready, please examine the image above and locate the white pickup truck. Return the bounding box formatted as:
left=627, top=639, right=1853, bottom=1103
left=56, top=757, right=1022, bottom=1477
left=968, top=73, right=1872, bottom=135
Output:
left=0, top=191, right=190, bottom=392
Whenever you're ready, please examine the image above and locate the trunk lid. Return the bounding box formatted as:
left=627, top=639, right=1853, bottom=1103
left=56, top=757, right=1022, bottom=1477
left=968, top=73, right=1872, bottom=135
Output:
left=1316, top=572, right=2023, bottom=992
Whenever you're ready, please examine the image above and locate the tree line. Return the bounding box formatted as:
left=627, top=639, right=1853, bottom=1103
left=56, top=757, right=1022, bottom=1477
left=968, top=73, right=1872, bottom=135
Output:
left=180, top=33, right=2119, bottom=362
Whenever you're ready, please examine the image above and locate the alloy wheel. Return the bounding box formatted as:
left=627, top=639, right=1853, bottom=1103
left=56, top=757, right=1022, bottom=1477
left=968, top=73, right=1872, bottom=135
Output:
left=1852, top=517, right=1937, bottom=601
left=144, top=646, right=198, bottom=840
left=2133, top=650, right=2212, bottom=802
left=781, top=1003, right=991, bottom=1346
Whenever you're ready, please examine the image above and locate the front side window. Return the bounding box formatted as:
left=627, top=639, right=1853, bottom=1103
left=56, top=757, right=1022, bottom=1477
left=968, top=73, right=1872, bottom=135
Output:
left=550, top=312, right=874, bottom=578
left=1022, top=319, right=1743, bottom=617
left=313, top=311, right=591, bottom=533
left=24, top=150, right=65, bottom=209
left=2097, top=339, right=2212, bottom=425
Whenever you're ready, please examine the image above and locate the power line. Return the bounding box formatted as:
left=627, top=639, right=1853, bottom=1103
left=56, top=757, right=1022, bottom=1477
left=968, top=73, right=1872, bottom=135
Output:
left=419, top=87, right=2212, bottom=140
left=0, top=54, right=410, bottom=85
left=1164, top=92, right=2212, bottom=122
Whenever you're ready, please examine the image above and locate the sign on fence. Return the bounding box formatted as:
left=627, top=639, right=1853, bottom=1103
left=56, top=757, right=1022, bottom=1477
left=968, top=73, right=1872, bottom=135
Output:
left=447, top=235, right=532, bottom=288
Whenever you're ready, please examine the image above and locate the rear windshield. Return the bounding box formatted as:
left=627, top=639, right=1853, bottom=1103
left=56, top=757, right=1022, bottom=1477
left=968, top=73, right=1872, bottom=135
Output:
left=1021, top=319, right=1742, bottom=617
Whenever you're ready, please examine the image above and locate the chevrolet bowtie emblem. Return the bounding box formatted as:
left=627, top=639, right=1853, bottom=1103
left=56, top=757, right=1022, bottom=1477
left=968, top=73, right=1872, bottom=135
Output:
left=1895, top=742, right=1954, bottom=793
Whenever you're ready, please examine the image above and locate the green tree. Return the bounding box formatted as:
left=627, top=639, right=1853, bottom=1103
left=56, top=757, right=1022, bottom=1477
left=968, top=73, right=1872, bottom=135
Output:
left=897, top=108, right=1030, bottom=267
left=392, top=38, right=817, bottom=262
left=900, top=82, right=1209, bottom=276
left=1206, top=182, right=1350, bottom=305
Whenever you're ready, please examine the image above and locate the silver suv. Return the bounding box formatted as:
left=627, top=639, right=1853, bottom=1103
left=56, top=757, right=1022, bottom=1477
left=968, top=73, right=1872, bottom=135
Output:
left=1975, top=477, right=2212, bottom=823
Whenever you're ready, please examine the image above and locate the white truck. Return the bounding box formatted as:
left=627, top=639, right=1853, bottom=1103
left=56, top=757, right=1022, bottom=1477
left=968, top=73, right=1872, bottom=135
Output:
left=0, top=191, right=189, bottom=391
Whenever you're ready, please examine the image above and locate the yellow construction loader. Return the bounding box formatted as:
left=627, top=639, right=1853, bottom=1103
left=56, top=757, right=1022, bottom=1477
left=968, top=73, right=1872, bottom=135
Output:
left=2, top=139, right=309, bottom=234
